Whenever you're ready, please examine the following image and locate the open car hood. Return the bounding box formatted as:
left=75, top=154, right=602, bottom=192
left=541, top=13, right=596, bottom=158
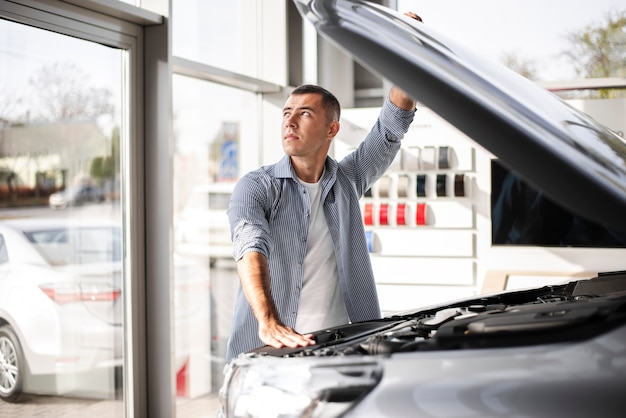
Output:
left=293, top=0, right=626, bottom=231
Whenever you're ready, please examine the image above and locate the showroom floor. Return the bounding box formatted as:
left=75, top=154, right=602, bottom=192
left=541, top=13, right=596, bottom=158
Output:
left=0, top=392, right=221, bottom=418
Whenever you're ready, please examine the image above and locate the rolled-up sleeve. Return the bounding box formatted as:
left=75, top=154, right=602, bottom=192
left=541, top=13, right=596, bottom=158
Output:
left=379, top=96, right=416, bottom=141
left=341, top=96, right=416, bottom=197
left=228, top=174, right=273, bottom=261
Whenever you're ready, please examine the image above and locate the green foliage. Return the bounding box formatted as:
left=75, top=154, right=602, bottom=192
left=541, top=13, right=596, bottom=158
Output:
left=564, top=9, right=626, bottom=98
left=89, top=127, right=120, bottom=185
left=500, top=51, right=538, bottom=80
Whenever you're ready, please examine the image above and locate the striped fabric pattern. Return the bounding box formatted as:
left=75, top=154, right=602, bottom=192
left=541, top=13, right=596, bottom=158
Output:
left=226, top=97, right=416, bottom=360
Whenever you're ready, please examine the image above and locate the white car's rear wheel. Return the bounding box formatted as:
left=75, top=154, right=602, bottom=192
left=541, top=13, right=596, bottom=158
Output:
left=0, top=325, right=25, bottom=403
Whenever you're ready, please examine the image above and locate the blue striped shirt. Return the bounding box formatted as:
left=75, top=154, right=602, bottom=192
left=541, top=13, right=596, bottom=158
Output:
left=226, top=97, right=415, bottom=360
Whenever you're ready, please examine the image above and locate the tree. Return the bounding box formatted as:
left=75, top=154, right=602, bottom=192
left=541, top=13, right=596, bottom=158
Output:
left=26, top=62, right=114, bottom=122
left=89, top=126, right=120, bottom=187
left=500, top=51, right=538, bottom=80
left=0, top=85, right=23, bottom=122
left=563, top=9, right=626, bottom=98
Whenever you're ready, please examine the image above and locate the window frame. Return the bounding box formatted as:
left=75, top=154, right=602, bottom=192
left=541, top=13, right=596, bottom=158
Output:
left=0, top=1, right=160, bottom=416
left=1, top=1, right=288, bottom=416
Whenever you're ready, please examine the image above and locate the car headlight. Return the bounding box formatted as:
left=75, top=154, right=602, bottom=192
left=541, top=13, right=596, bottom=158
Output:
left=219, top=356, right=382, bottom=418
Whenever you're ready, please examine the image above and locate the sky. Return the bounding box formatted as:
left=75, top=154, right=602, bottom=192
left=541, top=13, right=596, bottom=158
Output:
left=399, top=0, right=625, bottom=81
left=0, top=19, right=122, bottom=121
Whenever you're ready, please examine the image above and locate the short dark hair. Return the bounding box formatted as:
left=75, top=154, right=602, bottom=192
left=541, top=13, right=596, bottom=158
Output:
left=291, top=84, right=341, bottom=122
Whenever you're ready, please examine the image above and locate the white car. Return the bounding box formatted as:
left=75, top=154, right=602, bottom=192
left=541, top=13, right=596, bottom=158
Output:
left=0, top=218, right=211, bottom=402
left=175, top=182, right=235, bottom=266
left=0, top=217, right=122, bottom=402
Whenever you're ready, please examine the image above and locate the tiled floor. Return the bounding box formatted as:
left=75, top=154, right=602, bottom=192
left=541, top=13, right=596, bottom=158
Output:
left=0, top=392, right=221, bottom=418
left=177, top=393, right=221, bottom=417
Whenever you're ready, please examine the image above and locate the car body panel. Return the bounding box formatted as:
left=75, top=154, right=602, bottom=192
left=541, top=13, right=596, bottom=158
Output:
left=344, top=327, right=626, bottom=417
left=0, top=218, right=122, bottom=398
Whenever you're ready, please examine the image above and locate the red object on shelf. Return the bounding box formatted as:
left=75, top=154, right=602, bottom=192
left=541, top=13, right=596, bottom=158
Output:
left=416, top=203, right=427, bottom=225
left=396, top=203, right=406, bottom=225
left=364, top=203, right=374, bottom=225
left=379, top=204, right=389, bottom=225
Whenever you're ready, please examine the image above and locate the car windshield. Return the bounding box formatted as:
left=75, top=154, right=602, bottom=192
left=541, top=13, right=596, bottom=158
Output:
left=23, top=227, right=121, bottom=266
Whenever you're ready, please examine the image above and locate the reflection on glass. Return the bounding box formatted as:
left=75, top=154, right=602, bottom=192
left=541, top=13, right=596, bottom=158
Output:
left=0, top=19, right=123, bottom=414
left=172, top=76, right=255, bottom=405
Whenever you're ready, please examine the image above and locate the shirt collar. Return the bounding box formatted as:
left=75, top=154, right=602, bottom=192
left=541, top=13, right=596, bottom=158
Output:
left=275, top=155, right=338, bottom=184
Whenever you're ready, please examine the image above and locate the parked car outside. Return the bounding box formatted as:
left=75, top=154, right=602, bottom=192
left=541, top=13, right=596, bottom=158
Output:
left=49, top=184, right=105, bottom=209
left=0, top=217, right=122, bottom=402
left=175, top=182, right=235, bottom=267
left=218, top=1, right=626, bottom=417
left=0, top=217, right=212, bottom=402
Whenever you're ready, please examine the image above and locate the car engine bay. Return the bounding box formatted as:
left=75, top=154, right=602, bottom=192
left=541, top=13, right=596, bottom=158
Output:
left=249, top=271, right=626, bottom=358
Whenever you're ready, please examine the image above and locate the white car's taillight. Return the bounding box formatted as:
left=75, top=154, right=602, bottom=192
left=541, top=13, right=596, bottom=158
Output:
left=39, top=283, right=121, bottom=304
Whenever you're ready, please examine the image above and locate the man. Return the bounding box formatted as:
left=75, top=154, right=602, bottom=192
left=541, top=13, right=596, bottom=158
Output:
left=226, top=84, right=416, bottom=361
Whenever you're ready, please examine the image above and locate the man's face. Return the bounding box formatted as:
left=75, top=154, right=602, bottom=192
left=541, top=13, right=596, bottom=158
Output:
left=282, top=93, right=339, bottom=160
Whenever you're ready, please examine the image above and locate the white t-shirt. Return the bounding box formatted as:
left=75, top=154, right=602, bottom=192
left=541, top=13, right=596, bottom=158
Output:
left=295, top=176, right=349, bottom=333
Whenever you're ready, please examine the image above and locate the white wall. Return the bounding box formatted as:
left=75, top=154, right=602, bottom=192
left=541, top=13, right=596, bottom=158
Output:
left=568, top=98, right=626, bottom=136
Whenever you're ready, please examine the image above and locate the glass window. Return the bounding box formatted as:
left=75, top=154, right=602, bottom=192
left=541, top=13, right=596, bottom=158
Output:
left=0, top=235, right=7, bottom=264
left=172, top=75, right=257, bottom=405
left=0, top=18, right=124, bottom=415
left=172, top=0, right=258, bottom=78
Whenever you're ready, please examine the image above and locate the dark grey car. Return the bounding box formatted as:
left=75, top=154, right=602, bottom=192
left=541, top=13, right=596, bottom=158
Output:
left=218, top=1, right=626, bottom=417
left=49, top=185, right=105, bottom=209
